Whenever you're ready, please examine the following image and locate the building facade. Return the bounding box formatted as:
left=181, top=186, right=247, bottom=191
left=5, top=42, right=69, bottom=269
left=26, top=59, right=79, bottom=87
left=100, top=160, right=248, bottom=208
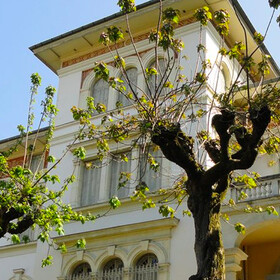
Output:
left=1, top=0, right=280, bottom=280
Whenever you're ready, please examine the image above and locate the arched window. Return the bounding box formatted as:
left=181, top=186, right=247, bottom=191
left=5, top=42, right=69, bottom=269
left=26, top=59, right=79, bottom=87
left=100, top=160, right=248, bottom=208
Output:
left=70, top=262, right=92, bottom=280
left=92, top=79, right=109, bottom=109
left=119, top=67, right=138, bottom=107
left=147, top=58, right=167, bottom=97
left=134, top=253, right=158, bottom=280
left=101, top=258, right=124, bottom=280
left=216, top=69, right=226, bottom=94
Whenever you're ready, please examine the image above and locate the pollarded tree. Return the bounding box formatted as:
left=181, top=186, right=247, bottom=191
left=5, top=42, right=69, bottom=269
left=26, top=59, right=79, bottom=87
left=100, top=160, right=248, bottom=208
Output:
left=71, top=0, right=280, bottom=279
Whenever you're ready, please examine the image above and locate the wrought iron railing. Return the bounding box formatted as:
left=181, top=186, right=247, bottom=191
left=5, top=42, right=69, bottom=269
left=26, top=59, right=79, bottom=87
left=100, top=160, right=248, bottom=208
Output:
left=66, top=264, right=159, bottom=280
left=67, top=272, right=92, bottom=280
left=130, top=264, right=158, bottom=280
left=95, top=268, right=124, bottom=280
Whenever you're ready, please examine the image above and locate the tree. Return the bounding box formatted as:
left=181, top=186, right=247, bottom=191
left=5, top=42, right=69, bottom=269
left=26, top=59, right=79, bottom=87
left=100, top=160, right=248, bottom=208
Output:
left=0, top=74, right=96, bottom=266
left=70, top=0, right=280, bottom=279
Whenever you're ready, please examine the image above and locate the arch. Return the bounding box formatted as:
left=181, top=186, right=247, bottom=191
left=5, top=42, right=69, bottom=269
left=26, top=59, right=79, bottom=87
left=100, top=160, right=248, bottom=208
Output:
left=103, top=257, right=124, bottom=271
left=114, top=55, right=140, bottom=77
left=95, top=247, right=128, bottom=270
left=127, top=241, right=167, bottom=267
left=62, top=252, right=95, bottom=277
left=135, top=253, right=158, bottom=266
left=141, top=49, right=166, bottom=69
left=70, top=262, right=92, bottom=279
left=235, top=217, right=280, bottom=248
left=117, top=66, right=138, bottom=107
left=81, top=65, right=116, bottom=92
left=220, top=62, right=231, bottom=88
left=236, top=219, right=280, bottom=280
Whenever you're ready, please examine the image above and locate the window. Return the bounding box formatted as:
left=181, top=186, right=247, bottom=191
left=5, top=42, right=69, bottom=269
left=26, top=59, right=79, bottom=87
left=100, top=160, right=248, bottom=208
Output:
left=30, top=154, right=44, bottom=173
left=109, top=152, right=132, bottom=199
left=118, top=67, right=138, bottom=107
left=99, top=258, right=124, bottom=280
left=69, top=263, right=92, bottom=280
left=134, top=254, right=158, bottom=280
left=92, top=79, right=110, bottom=109
left=139, top=147, right=163, bottom=192
left=81, top=160, right=102, bottom=206
left=147, top=58, right=167, bottom=97
left=216, top=69, right=226, bottom=94
left=18, top=227, right=35, bottom=243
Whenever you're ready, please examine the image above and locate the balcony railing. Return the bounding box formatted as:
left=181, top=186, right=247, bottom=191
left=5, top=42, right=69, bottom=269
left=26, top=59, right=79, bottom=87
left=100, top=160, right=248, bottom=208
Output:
left=95, top=268, right=124, bottom=280
left=230, top=174, right=280, bottom=202
left=130, top=264, right=158, bottom=280
left=67, top=272, right=91, bottom=280
left=66, top=264, right=159, bottom=280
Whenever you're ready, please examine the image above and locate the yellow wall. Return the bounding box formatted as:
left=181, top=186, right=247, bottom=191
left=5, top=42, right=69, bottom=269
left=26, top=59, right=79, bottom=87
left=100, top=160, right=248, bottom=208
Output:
left=245, top=241, right=280, bottom=280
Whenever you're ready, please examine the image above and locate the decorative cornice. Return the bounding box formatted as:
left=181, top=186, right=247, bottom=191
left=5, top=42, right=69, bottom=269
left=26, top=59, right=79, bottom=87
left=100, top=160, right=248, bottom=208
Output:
left=55, top=218, right=179, bottom=245
left=62, top=17, right=196, bottom=69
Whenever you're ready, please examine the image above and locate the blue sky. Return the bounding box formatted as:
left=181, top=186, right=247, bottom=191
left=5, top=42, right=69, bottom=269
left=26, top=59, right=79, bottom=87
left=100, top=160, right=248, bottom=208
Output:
left=0, top=0, right=279, bottom=139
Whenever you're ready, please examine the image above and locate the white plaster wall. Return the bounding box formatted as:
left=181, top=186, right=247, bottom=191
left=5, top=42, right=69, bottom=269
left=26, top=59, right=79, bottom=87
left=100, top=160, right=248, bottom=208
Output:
left=56, top=71, right=82, bottom=126
left=169, top=209, right=197, bottom=279
left=33, top=242, right=62, bottom=280
left=178, top=22, right=205, bottom=81
left=1, top=252, right=36, bottom=280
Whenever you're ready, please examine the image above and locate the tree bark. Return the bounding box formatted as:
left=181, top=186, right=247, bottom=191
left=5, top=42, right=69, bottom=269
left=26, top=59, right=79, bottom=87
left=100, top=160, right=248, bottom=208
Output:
left=188, top=192, right=225, bottom=280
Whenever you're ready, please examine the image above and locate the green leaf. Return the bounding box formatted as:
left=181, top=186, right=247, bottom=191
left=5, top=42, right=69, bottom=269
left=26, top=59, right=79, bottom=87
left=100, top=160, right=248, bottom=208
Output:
left=11, top=234, right=20, bottom=244
left=159, top=205, right=175, bottom=218
left=109, top=196, right=121, bottom=209
left=58, top=243, right=67, bottom=253
left=41, top=255, right=53, bottom=267
left=76, top=238, right=86, bottom=249
left=73, top=147, right=86, bottom=160
left=47, top=155, right=56, bottom=163
left=234, top=223, right=246, bottom=234
left=266, top=206, right=279, bottom=216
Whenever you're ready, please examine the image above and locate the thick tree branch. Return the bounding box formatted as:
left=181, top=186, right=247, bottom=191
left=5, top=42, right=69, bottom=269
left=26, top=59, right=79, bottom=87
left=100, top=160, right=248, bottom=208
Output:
left=151, top=123, right=204, bottom=182
left=202, top=106, right=271, bottom=187
left=204, top=139, right=221, bottom=163
left=211, top=109, right=235, bottom=161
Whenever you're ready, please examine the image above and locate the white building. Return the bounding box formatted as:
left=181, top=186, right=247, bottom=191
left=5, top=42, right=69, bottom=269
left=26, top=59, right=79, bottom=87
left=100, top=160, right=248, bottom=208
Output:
left=1, top=0, right=280, bottom=280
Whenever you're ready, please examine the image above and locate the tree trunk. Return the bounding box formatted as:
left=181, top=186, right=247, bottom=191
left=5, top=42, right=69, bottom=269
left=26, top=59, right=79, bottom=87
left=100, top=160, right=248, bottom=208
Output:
left=188, top=192, right=225, bottom=280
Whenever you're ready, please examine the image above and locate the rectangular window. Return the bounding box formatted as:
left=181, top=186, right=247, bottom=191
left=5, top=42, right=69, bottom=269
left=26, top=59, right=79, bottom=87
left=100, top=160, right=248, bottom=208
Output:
left=109, top=152, right=132, bottom=199
left=139, top=147, right=163, bottom=192
left=80, top=147, right=166, bottom=207
left=81, top=160, right=102, bottom=206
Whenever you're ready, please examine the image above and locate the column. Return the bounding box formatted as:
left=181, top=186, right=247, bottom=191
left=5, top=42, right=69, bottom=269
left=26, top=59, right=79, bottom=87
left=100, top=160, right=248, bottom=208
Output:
left=225, top=247, right=248, bottom=280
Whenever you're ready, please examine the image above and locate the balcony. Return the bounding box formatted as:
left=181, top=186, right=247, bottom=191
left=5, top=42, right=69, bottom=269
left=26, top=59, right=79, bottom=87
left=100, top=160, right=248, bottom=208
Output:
left=230, top=174, right=280, bottom=202
left=67, top=264, right=159, bottom=280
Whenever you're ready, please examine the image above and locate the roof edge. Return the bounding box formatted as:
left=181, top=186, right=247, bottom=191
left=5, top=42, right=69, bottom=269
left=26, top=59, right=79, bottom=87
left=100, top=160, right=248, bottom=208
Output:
left=230, top=0, right=280, bottom=76
left=29, top=0, right=160, bottom=51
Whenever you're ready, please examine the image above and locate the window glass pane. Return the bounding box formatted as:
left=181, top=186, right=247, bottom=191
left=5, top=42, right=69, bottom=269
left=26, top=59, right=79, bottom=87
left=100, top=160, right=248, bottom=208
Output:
left=71, top=263, right=91, bottom=280
left=119, top=67, right=138, bottom=107
left=135, top=254, right=158, bottom=280
left=147, top=59, right=167, bottom=97
left=109, top=153, right=131, bottom=198
left=92, top=79, right=109, bottom=107
left=103, top=258, right=124, bottom=271
left=102, top=258, right=124, bottom=280
left=136, top=254, right=158, bottom=267
left=139, top=147, right=162, bottom=192
left=216, top=70, right=226, bottom=94
left=30, top=154, right=44, bottom=173
left=81, top=160, right=102, bottom=206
